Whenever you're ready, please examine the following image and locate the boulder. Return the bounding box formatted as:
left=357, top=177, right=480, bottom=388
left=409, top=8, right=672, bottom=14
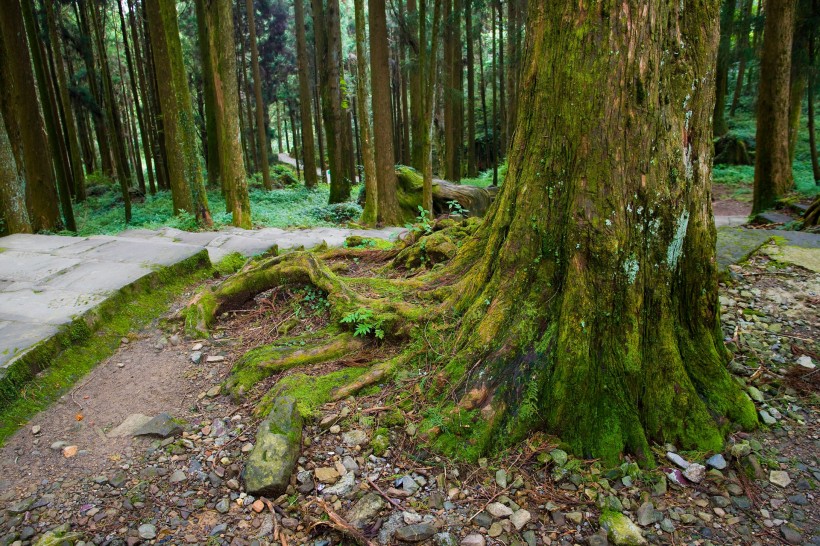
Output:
left=242, top=395, right=302, bottom=496
left=600, top=511, right=647, bottom=546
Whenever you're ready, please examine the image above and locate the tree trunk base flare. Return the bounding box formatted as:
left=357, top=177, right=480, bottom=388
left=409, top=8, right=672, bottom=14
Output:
left=714, top=134, right=754, bottom=166
left=186, top=2, right=758, bottom=467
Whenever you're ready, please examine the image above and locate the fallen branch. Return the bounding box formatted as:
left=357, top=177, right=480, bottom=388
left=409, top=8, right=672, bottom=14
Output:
left=366, top=477, right=404, bottom=510
left=310, top=498, right=378, bottom=546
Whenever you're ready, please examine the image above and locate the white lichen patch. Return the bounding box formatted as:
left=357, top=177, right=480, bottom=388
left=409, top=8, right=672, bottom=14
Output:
left=666, top=209, right=690, bottom=269
left=623, top=256, right=640, bottom=284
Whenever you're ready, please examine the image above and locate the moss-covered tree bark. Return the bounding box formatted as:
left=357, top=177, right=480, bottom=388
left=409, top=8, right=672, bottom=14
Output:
left=196, top=0, right=252, bottom=229
left=245, top=0, right=272, bottom=191
left=442, top=0, right=757, bottom=463
left=0, top=108, right=32, bottom=234
left=145, top=0, right=212, bottom=225
left=752, top=0, right=796, bottom=213
left=353, top=0, right=379, bottom=225
left=0, top=0, right=61, bottom=231
left=294, top=0, right=319, bottom=190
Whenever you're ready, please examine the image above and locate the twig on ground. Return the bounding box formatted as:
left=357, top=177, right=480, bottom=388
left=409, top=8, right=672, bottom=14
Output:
left=366, top=477, right=404, bottom=509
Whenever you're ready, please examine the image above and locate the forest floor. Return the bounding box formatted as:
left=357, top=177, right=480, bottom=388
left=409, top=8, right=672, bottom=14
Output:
left=0, top=228, right=817, bottom=546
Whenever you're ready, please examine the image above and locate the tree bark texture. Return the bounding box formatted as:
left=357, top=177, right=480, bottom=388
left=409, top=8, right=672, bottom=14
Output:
left=752, top=0, right=796, bottom=213
left=443, top=0, right=756, bottom=463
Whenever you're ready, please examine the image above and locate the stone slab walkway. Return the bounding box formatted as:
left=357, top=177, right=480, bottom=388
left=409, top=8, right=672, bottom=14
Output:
left=0, top=226, right=404, bottom=371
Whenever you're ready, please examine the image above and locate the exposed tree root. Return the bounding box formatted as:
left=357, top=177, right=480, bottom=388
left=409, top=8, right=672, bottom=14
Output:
left=803, top=195, right=820, bottom=228
left=184, top=250, right=429, bottom=339
left=329, top=354, right=404, bottom=401
left=228, top=333, right=365, bottom=396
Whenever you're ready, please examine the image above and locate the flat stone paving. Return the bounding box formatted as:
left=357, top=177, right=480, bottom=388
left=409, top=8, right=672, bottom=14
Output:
left=0, top=223, right=815, bottom=371
left=0, top=227, right=404, bottom=369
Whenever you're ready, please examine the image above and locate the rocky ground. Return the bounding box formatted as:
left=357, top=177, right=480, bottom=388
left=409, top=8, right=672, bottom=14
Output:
left=0, top=248, right=817, bottom=546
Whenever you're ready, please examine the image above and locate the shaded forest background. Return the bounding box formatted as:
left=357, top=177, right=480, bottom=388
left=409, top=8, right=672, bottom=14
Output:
left=0, top=0, right=819, bottom=236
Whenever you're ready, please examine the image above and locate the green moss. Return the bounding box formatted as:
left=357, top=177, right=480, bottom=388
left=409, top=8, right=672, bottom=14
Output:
left=371, top=432, right=390, bottom=455
left=214, top=252, right=247, bottom=275
left=0, top=253, right=213, bottom=444
left=257, top=367, right=369, bottom=418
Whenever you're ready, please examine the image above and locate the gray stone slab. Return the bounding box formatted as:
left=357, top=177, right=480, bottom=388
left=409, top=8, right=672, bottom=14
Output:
left=156, top=227, right=223, bottom=246
left=0, top=288, right=106, bottom=325
left=0, top=321, right=60, bottom=368
left=214, top=236, right=277, bottom=257
left=716, top=228, right=773, bottom=272
left=756, top=230, right=820, bottom=249
left=50, top=237, right=116, bottom=257
left=0, top=234, right=79, bottom=252
left=754, top=211, right=793, bottom=225
left=0, top=250, right=81, bottom=283
left=44, top=261, right=154, bottom=294
left=116, top=229, right=164, bottom=240
left=80, top=238, right=204, bottom=267
left=714, top=216, right=748, bottom=228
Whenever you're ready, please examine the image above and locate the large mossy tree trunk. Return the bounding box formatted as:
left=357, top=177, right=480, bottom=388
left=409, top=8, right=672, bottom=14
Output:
left=752, top=0, right=796, bottom=214
left=444, top=0, right=757, bottom=464
left=0, top=108, right=32, bottom=234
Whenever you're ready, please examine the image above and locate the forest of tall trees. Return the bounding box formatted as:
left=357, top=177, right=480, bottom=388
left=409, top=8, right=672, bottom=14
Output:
left=0, top=0, right=818, bottom=234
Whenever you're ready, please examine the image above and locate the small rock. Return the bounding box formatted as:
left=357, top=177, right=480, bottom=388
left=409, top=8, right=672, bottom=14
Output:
left=434, top=532, right=457, bottom=546
left=62, top=445, right=78, bottom=458
left=682, top=463, right=706, bottom=484
left=216, top=498, right=230, bottom=513
left=550, top=448, right=568, bottom=467
left=461, top=534, right=486, bottom=546
left=780, top=523, right=802, bottom=545
left=395, top=523, right=436, bottom=542
left=329, top=424, right=341, bottom=434
left=315, top=467, right=340, bottom=484
left=495, top=469, right=508, bottom=488
left=796, top=355, right=815, bottom=369
left=206, top=385, right=221, bottom=398
left=600, top=511, right=647, bottom=546
left=473, top=512, right=493, bottom=528
left=138, top=524, right=157, bottom=540
left=192, top=342, right=203, bottom=351
left=759, top=409, right=777, bottom=425
left=666, top=452, right=690, bottom=469
left=636, top=502, right=661, bottom=527
left=769, top=470, right=791, bottom=488
left=190, top=351, right=202, bottom=364
left=323, top=471, right=356, bottom=496
left=206, top=355, right=225, bottom=362
left=133, top=413, right=185, bottom=439
left=343, top=429, right=368, bottom=446
left=251, top=499, right=265, bottom=513
left=50, top=440, right=68, bottom=451
left=486, top=502, right=513, bottom=518
left=169, top=470, right=187, bottom=483
left=706, top=454, right=727, bottom=470
left=510, top=509, right=531, bottom=530
left=31, top=425, right=41, bottom=435
left=346, top=492, right=385, bottom=529
left=747, top=386, right=765, bottom=402
left=487, top=522, right=503, bottom=537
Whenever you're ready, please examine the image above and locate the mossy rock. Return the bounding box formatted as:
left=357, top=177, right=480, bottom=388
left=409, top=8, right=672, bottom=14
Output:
left=599, top=510, right=647, bottom=546
left=242, top=395, right=303, bottom=497
left=33, top=523, right=83, bottom=546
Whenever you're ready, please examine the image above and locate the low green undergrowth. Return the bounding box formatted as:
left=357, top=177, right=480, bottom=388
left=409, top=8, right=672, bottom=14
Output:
left=61, top=175, right=363, bottom=237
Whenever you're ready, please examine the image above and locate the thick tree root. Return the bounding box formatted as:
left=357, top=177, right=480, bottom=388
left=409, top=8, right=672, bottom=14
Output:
left=803, top=196, right=820, bottom=228
left=184, top=251, right=426, bottom=338
left=228, top=333, right=365, bottom=396
left=329, top=355, right=403, bottom=401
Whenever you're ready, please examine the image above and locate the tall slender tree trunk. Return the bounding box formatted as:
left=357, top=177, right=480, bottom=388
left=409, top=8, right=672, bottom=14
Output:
left=491, top=2, right=498, bottom=185
left=809, top=23, right=820, bottom=183
left=127, top=0, right=156, bottom=194
left=355, top=0, right=379, bottom=224
left=0, top=108, right=32, bottom=234
left=443, top=0, right=463, bottom=181
left=77, top=0, right=114, bottom=178
left=312, top=50, right=327, bottom=179
left=713, top=0, right=736, bottom=136
left=113, top=15, right=145, bottom=196
left=89, top=0, right=133, bottom=223
left=478, top=30, right=489, bottom=172
left=141, top=3, right=170, bottom=191
left=369, top=0, right=401, bottom=223
left=245, top=0, right=272, bottom=189
left=730, top=0, right=753, bottom=116
left=444, top=0, right=756, bottom=464
left=752, top=0, right=796, bottom=213
left=195, top=0, right=221, bottom=192
left=45, top=0, right=86, bottom=202
left=295, top=0, right=319, bottom=189
left=466, top=0, right=477, bottom=177
left=505, top=0, right=519, bottom=140
left=497, top=0, right=506, bottom=155
left=145, top=0, right=211, bottom=225
left=787, top=1, right=811, bottom=163
left=198, top=0, right=252, bottom=228
left=20, top=0, right=76, bottom=231
left=408, top=0, right=425, bottom=170
left=419, top=0, right=442, bottom=216
left=313, top=0, right=352, bottom=203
